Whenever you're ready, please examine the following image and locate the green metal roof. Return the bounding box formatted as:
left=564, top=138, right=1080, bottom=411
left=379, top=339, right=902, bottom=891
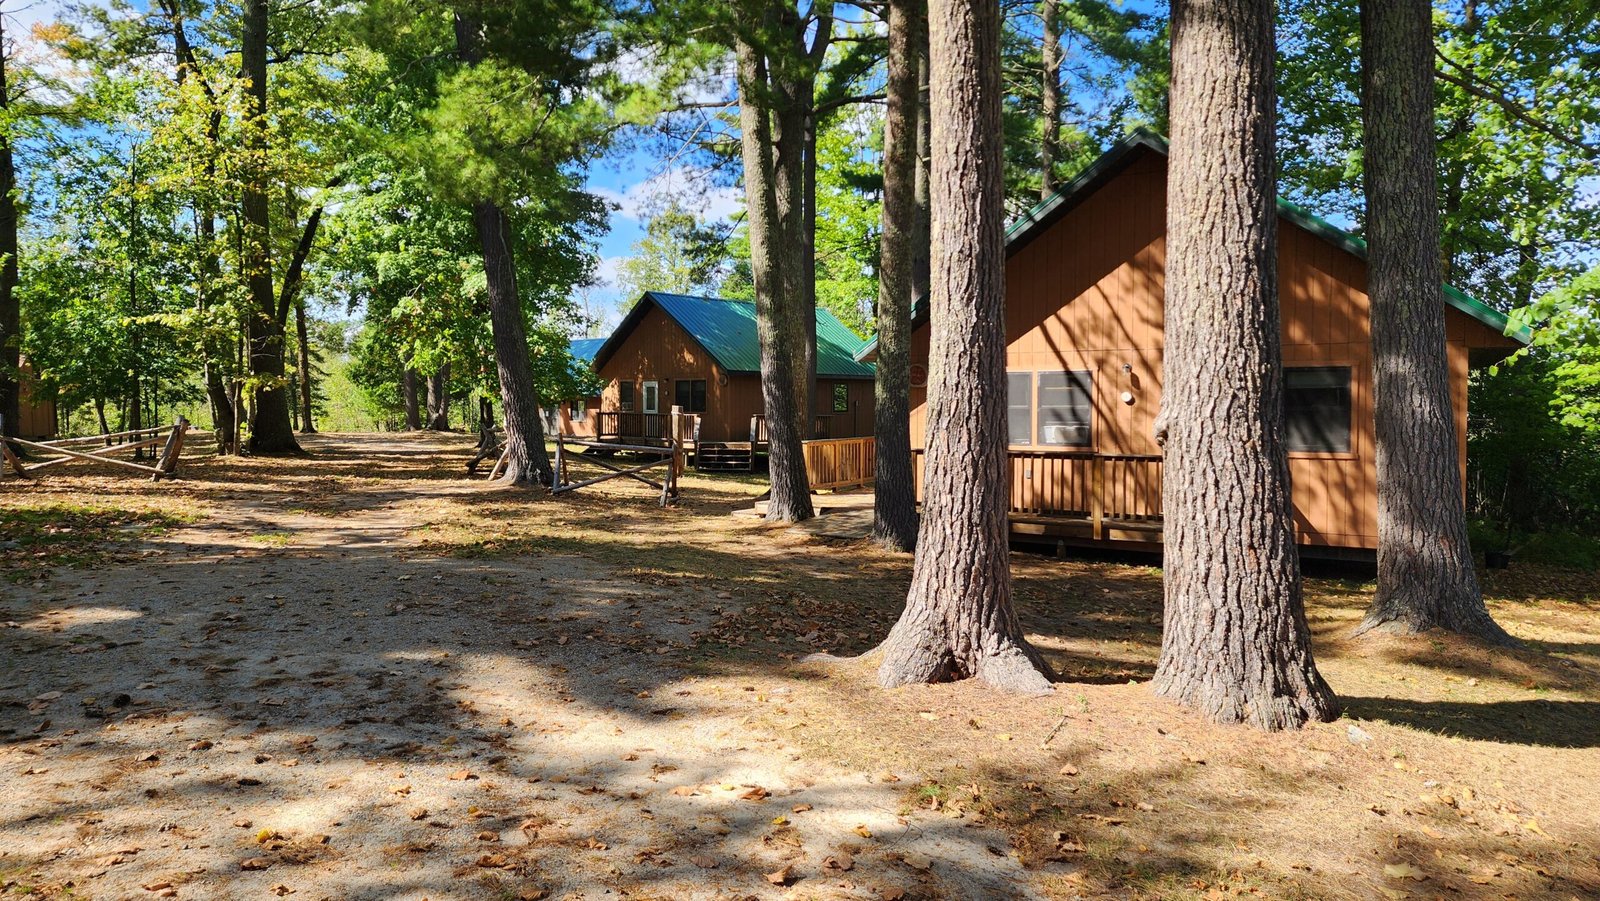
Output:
left=858, top=129, right=1529, bottom=356
left=593, top=291, right=875, bottom=379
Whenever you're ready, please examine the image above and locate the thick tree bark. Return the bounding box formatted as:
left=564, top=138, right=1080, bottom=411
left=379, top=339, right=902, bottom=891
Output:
left=1039, top=0, right=1062, bottom=198
left=295, top=297, right=316, bottom=433
left=1153, top=0, right=1339, bottom=730
left=403, top=369, right=422, bottom=430
left=455, top=14, right=553, bottom=488
left=912, top=34, right=932, bottom=305
left=240, top=0, right=298, bottom=454
left=1356, top=0, right=1512, bottom=644
left=426, top=363, right=450, bottom=431
left=470, top=200, right=553, bottom=486
left=0, top=13, right=19, bottom=451
left=873, top=0, right=922, bottom=553
left=736, top=31, right=814, bottom=522
left=876, top=0, right=1052, bottom=693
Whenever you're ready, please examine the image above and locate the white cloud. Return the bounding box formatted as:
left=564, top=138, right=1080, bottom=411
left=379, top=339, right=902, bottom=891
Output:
left=594, top=165, right=743, bottom=225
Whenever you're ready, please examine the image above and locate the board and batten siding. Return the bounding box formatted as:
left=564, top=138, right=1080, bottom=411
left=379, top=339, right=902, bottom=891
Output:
left=907, top=151, right=1517, bottom=550
left=592, top=302, right=875, bottom=443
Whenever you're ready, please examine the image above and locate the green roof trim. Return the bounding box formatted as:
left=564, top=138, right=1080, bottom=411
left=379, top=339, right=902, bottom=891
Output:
left=860, top=128, right=1529, bottom=354
left=593, top=291, right=875, bottom=379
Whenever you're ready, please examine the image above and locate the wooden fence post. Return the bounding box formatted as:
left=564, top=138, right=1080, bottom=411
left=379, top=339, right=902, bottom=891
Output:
left=553, top=437, right=565, bottom=490
left=1091, top=455, right=1106, bottom=541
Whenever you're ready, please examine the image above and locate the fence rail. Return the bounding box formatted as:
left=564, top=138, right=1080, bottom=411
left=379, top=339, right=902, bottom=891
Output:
left=912, top=448, right=1163, bottom=539
left=803, top=436, right=876, bottom=490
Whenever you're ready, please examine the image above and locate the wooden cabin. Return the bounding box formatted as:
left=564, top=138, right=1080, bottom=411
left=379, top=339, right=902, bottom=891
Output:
left=550, top=337, right=605, bottom=440
left=868, top=133, right=1525, bottom=554
left=12, top=359, right=58, bottom=440
left=579, top=292, right=875, bottom=470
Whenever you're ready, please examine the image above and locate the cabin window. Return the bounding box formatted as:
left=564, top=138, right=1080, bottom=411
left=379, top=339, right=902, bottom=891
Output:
left=569, top=402, right=586, bottom=423
left=1007, top=372, right=1033, bottom=445
left=642, top=380, right=660, bottom=414
left=619, top=381, right=636, bottom=412
left=1284, top=366, right=1352, bottom=453
left=1036, top=371, right=1093, bottom=447
left=832, top=383, right=850, bottom=414
left=675, top=379, right=708, bottom=413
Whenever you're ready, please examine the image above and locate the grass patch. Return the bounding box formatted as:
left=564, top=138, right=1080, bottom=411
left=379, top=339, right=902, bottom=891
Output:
left=0, top=503, right=192, bottom=582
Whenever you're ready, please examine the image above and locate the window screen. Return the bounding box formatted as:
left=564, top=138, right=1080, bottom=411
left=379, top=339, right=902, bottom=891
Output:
left=1036, top=371, right=1093, bottom=447
left=619, top=381, right=635, bottom=412
left=1284, top=366, right=1351, bottom=453
left=675, top=379, right=708, bottom=413
left=1007, top=372, right=1033, bottom=445
left=832, top=383, right=850, bottom=414
left=569, top=402, right=586, bottom=423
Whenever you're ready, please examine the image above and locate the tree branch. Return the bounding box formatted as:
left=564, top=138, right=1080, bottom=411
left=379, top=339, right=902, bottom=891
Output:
left=1434, top=49, right=1600, bottom=163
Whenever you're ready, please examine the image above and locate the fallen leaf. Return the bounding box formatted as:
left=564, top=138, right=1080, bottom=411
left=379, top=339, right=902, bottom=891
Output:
left=449, top=770, right=477, bottom=781
left=764, top=864, right=794, bottom=885
left=270, top=885, right=294, bottom=896
left=791, top=803, right=813, bottom=813
left=240, top=858, right=272, bottom=871
left=1383, top=862, right=1426, bottom=881
left=824, top=853, right=855, bottom=872
left=689, top=854, right=719, bottom=869
left=739, top=786, right=770, bottom=802
left=1058, top=763, right=1080, bottom=777
left=854, top=825, right=873, bottom=839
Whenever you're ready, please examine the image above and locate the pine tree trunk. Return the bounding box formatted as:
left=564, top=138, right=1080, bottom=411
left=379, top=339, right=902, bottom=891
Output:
left=876, top=0, right=1052, bottom=693
left=873, top=0, right=922, bottom=553
left=1153, top=0, right=1339, bottom=730
left=296, top=296, right=317, bottom=434
left=1355, top=0, right=1511, bottom=645
left=426, top=363, right=450, bottom=431
left=470, top=200, right=553, bottom=487
left=912, top=34, right=932, bottom=304
left=1039, top=0, right=1062, bottom=198
left=455, top=14, right=553, bottom=488
left=736, top=33, right=814, bottom=522
left=240, top=0, right=298, bottom=454
left=0, top=12, right=19, bottom=452
left=403, top=369, right=422, bottom=430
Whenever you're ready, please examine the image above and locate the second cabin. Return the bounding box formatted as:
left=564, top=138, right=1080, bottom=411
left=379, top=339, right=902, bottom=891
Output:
left=562, top=292, right=876, bottom=471
left=865, top=131, right=1524, bottom=556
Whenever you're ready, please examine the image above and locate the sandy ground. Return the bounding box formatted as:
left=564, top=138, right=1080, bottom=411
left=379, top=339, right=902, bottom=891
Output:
left=1, top=435, right=1035, bottom=900
left=5, top=432, right=1600, bottom=901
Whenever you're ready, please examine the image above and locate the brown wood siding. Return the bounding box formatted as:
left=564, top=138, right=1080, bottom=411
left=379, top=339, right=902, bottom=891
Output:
left=906, top=153, right=1519, bottom=550
left=16, top=361, right=57, bottom=439
left=592, top=302, right=876, bottom=443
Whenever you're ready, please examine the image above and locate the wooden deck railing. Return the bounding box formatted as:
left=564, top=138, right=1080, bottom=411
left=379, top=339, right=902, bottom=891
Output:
left=595, top=411, right=671, bottom=442
left=912, top=449, right=1163, bottom=540
left=750, top=414, right=835, bottom=445
left=803, top=436, right=876, bottom=490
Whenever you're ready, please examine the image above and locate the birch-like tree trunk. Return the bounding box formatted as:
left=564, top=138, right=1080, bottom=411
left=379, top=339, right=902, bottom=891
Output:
left=872, top=0, right=922, bottom=552
left=1356, top=0, right=1512, bottom=644
left=876, top=0, right=1052, bottom=693
left=1152, top=0, right=1339, bottom=729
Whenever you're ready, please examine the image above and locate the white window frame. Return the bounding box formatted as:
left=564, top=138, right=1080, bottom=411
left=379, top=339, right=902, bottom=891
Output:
left=642, top=380, right=660, bottom=414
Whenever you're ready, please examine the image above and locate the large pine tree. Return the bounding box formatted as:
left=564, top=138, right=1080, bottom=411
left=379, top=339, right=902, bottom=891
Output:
left=871, top=0, right=922, bottom=553
left=1152, top=0, right=1339, bottom=729
left=875, top=0, right=1052, bottom=692
left=1354, top=0, right=1513, bottom=645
